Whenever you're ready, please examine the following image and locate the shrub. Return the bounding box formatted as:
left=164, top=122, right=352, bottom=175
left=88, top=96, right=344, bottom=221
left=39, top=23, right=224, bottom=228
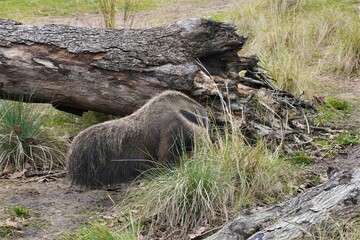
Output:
left=12, top=205, right=31, bottom=219
left=119, top=131, right=294, bottom=236
left=290, top=151, right=313, bottom=165
left=335, top=132, right=359, bottom=147
left=307, top=217, right=360, bottom=240
left=0, top=100, right=68, bottom=172
left=67, top=219, right=142, bottom=240
left=98, top=0, right=116, bottom=28
left=326, top=98, right=351, bottom=113
left=98, top=0, right=140, bottom=29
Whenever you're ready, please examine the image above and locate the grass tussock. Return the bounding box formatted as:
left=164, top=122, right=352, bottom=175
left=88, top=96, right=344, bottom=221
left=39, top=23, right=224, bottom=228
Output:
left=0, top=100, right=68, bottom=172
left=306, top=218, right=360, bottom=240
left=67, top=218, right=142, bottom=240
left=212, top=0, right=360, bottom=96
left=119, top=0, right=140, bottom=29
left=98, top=0, right=117, bottom=28
left=98, top=0, right=140, bottom=29
left=12, top=205, right=32, bottom=219
left=326, top=97, right=351, bottom=113
left=119, top=130, right=294, bottom=236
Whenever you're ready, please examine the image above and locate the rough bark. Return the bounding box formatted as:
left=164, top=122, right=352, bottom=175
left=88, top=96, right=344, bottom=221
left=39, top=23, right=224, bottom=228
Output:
left=206, top=168, right=360, bottom=240
left=0, top=18, right=313, bottom=142
left=0, top=18, right=248, bottom=115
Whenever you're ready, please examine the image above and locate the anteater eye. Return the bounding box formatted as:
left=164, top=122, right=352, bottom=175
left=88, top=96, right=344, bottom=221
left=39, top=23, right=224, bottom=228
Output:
left=180, top=109, right=207, bottom=127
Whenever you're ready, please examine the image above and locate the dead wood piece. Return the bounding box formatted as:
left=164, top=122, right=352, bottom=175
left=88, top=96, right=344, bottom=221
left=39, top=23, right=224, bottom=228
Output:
left=24, top=170, right=67, bottom=178
left=23, top=171, right=67, bottom=183
left=206, top=169, right=360, bottom=240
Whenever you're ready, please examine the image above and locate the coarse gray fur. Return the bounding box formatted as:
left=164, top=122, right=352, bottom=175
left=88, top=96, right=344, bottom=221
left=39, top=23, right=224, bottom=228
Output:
left=67, top=90, right=209, bottom=188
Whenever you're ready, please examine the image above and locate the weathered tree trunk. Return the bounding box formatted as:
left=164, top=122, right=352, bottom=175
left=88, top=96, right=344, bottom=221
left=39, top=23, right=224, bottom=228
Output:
left=0, top=18, right=249, bottom=115
left=0, top=18, right=312, bottom=142
left=207, top=168, right=360, bottom=240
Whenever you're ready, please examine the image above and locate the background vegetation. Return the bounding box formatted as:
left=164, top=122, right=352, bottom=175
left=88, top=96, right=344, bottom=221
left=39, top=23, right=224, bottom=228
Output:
left=0, top=0, right=162, bottom=22
left=212, top=0, right=360, bottom=96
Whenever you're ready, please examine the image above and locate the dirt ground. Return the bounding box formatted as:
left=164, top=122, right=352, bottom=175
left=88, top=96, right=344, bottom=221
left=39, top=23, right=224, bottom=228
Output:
left=1, top=0, right=360, bottom=239
left=0, top=177, right=126, bottom=239
left=1, top=145, right=360, bottom=239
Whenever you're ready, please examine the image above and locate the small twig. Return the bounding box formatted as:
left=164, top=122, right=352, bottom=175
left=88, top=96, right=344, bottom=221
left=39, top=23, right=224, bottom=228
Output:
left=310, top=126, right=345, bottom=133
left=303, top=111, right=310, bottom=134
left=195, top=57, right=212, bottom=78
left=23, top=171, right=67, bottom=183
left=257, top=100, right=282, bottom=120
left=163, top=229, right=182, bottom=239
left=193, top=225, right=224, bottom=239
left=25, top=170, right=66, bottom=178
left=111, top=159, right=155, bottom=163
left=241, top=77, right=268, bottom=87
left=104, top=186, right=124, bottom=192
left=105, top=191, right=116, bottom=205
left=292, top=134, right=313, bottom=145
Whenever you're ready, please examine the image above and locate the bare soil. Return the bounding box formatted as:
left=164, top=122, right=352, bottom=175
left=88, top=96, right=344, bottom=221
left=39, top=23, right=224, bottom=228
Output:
left=1, top=0, right=360, bottom=239
left=315, top=144, right=360, bottom=174
left=0, top=177, right=126, bottom=239
left=1, top=143, right=360, bottom=239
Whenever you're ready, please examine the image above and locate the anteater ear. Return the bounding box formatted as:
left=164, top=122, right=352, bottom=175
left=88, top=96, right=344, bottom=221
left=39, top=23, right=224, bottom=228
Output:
left=179, top=109, right=207, bottom=127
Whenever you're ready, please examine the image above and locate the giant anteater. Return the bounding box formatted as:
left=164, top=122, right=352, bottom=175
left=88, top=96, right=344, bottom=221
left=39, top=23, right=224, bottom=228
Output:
left=68, top=90, right=209, bottom=188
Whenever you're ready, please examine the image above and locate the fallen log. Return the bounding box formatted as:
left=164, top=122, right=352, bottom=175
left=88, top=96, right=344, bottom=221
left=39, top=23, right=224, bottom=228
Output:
left=0, top=18, right=313, bottom=142
left=0, top=18, right=248, bottom=115
left=206, top=168, right=360, bottom=240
